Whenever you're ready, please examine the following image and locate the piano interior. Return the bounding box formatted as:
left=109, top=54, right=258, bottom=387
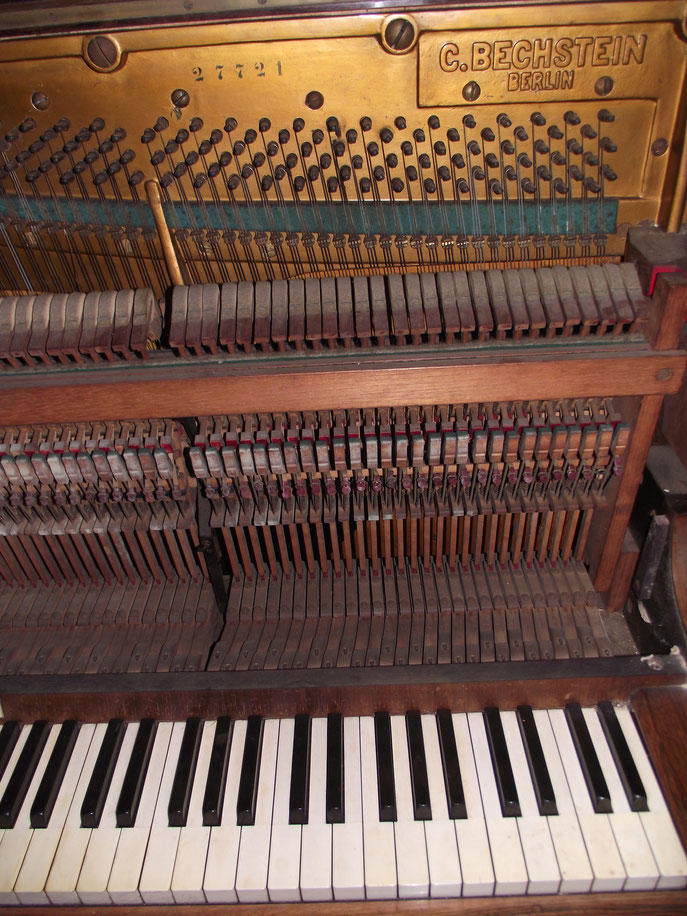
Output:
left=0, top=0, right=687, bottom=909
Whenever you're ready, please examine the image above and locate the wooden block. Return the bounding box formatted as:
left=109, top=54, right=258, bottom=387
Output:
left=551, top=266, right=581, bottom=337
left=387, top=274, right=409, bottom=343
left=270, top=279, right=288, bottom=352
left=253, top=281, right=271, bottom=352
left=467, top=270, right=494, bottom=342
left=218, top=281, right=238, bottom=352
left=502, top=269, right=529, bottom=340
left=535, top=268, right=565, bottom=338
left=112, top=289, right=134, bottom=359
left=436, top=271, right=460, bottom=341
left=168, top=286, right=189, bottom=355
left=369, top=274, right=389, bottom=345
left=569, top=266, right=600, bottom=336
left=200, top=284, right=220, bottom=354
left=485, top=269, right=511, bottom=340
left=352, top=276, right=372, bottom=346
left=419, top=272, right=442, bottom=343
left=235, top=281, right=254, bottom=352
left=305, top=277, right=322, bottom=349
left=287, top=278, right=305, bottom=350
left=46, top=292, right=68, bottom=362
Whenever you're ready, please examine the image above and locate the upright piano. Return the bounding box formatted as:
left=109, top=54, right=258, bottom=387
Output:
left=0, top=0, right=687, bottom=911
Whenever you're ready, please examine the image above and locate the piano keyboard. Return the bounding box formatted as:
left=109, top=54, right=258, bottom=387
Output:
left=0, top=703, right=684, bottom=905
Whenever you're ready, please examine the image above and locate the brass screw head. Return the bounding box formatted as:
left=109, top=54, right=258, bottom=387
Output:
left=84, top=34, right=121, bottom=71
left=305, top=91, right=324, bottom=111
left=171, top=89, right=190, bottom=109
left=383, top=17, right=416, bottom=52
left=31, top=91, right=49, bottom=111
left=462, top=81, right=481, bottom=102
left=594, top=76, right=614, bottom=97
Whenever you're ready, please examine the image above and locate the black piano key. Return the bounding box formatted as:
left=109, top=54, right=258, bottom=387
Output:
left=116, top=718, right=158, bottom=827
left=483, top=706, right=521, bottom=817
left=81, top=718, right=126, bottom=828
left=30, top=720, right=80, bottom=828
left=202, top=716, right=233, bottom=827
left=289, top=714, right=311, bottom=825
left=564, top=702, right=612, bottom=814
left=406, top=710, right=432, bottom=821
left=436, top=709, right=467, bottom=819
left=325, top=713, right=344, bottom=824
left=374, top=711, right=396, bottom=822
left=516, top=705, right=557, bottom=816
left=0, top=721, right=21, bottom=782
left=236, top=715, right=264, bottom=826
left=0, top=719, right=50, bottom=828
left=597, top=701, right=648, bottom=812
left=168, top=717, right=203, bottom=827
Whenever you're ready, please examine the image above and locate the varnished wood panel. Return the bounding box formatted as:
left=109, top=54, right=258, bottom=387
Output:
left=1, top=658, right=683, bottom=723
left=632, top=685, right=687, bottom=850
left=0, top=350, right=684, bottom=426
left=592, top=394, right=664, bottom=591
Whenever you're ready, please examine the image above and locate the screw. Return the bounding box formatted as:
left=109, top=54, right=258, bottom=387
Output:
left=594, top=76, right=614, bottom=97
left=657, top=368, right=672, bottom=381
left=85, top=35, right=119, bottom=69
left=30, top=91, right=49, bottom=111
left=652, top=138, right=669, bottom=156
left=462, top=80, right=481, bottom=102
left=305, top=90, right=324, bottom=111
left=383, top=17, right=416, bottom=52
left=171, top=88, right=190, bottom=109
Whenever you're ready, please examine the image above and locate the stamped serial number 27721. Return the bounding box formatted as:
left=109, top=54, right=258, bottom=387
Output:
left=191, top=61, right=283, bottom=81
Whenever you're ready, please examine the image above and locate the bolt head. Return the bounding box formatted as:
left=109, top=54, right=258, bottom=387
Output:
left=171, top=88, right=190, bottom=109
left=31, top=91, right=49, bottom=111
left=383, top=16, right=416, bottom=52
left=86, top=35, right=119, bottom=70
left=594, top=76, right=614, bottom=97
left=305, top=91, right=324, bottom=111
left=652, top=138, right=669, bottom=156
left=462, top=81, right=481, bottom=102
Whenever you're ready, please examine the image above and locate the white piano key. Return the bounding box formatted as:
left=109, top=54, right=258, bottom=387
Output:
left=171, top=719, right=216, bottom=903
left=267, top=718, right=302, bottom=902
left=15, top=724, right=96, bottom=906
left=203, top=718, right=246, bottom=903
left=0, top=723, right=61, bottom=905
left=107, top=722, right=173, bottom=904
left=46, top=722, right=109, bottom=905
left=76, top=721, right=139, bottom=904
left=582, top=706, right=659, bottom=891
left=0, top=724, right=30, bottom=851
left=360, top=715, right=397, bottom=900
left=548, top=708, right=626, bottom=891
left=615, top=704, right=687, bottom=888
left=139, top=721, right=185, bottom=904
left=390, top=714, right=429, bottom=897
left=532, top=709, right=593, bottom=893
left=332, top=716, right=364, bottom=901
left=500, top=711, right=560, bottom=894
left=300, top=716, right=333, bottom=901
left=451, top=713, right=495, bottom=896
left=420, top=714, right=462, bottom=897
left=235, top=718, right=279, bottom=903
left=467, top=711, right=528, bottom=896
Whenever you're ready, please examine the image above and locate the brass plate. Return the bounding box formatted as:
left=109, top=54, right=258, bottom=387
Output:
left=418, top=22, right=683, bottom=106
